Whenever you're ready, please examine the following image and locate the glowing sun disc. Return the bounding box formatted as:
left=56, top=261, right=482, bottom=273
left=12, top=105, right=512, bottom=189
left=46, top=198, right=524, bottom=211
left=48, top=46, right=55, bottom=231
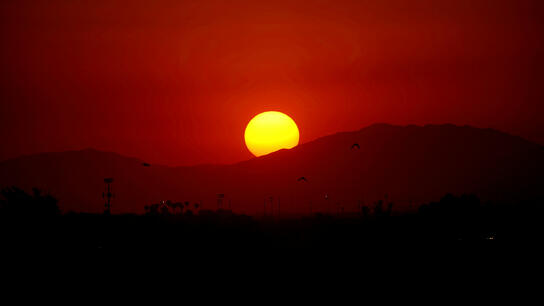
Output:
left=244, top=111, right=300, bottom=157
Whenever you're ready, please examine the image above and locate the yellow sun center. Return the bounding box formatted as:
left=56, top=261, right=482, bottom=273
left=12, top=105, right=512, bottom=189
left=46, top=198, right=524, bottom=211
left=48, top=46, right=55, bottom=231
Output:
left=244, top=111, right=300, bottom=157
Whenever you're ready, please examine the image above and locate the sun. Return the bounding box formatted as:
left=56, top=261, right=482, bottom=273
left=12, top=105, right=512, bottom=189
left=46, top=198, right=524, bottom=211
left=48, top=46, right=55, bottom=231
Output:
left=244, top=111, right=300, bottom=157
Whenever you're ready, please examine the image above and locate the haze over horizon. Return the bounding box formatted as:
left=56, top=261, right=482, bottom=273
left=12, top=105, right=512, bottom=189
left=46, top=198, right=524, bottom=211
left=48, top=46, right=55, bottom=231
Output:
left=0, top=122, right=538, bottom=167
left=1, top=123, right=541, bottom=215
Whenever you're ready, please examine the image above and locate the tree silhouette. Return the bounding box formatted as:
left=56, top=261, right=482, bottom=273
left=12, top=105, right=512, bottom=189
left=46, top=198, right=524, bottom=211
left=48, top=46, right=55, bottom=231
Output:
left=145, top=203, right=160, bottom=215
left=361, top=206, right=370, bottom=218
left=385, top=202, right=393, bottom=216
left=0, top=187, right=59, bottom=216
left=174, top=202, right=183, bottom=214
left=160, top=203, right=169, bottom=215
left=418, top=193, right=483, bottom=240
left=374, top=200, right=384, bottom=216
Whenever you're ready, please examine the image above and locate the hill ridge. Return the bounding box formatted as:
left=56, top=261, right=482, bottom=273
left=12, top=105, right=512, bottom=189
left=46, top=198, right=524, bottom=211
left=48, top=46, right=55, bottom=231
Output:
left=0, top=123, right=541, bottom=215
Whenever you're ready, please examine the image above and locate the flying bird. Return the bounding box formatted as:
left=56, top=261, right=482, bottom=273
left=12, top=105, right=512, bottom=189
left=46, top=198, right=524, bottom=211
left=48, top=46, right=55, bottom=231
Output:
left=142, top=162, right=151, bottom=167
left=297, top=176, right=308, bottom=182
left=351, top=143, right=360, bottom=150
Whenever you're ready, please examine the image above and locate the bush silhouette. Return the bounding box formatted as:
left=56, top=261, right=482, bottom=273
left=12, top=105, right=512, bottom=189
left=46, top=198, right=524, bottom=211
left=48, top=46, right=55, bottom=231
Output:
left=0, top=187, right=59, bottom=216
left=418, top=194, right=481, bottom=220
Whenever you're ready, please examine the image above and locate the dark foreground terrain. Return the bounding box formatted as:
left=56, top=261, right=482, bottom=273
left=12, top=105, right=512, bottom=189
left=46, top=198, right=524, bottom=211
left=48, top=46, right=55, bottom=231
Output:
left=1, top=188, right=543, bottom=251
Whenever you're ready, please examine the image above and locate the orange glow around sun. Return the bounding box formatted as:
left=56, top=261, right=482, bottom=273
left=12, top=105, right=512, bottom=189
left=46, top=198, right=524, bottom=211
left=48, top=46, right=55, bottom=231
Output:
left=244, top=111, right=300, bottom=157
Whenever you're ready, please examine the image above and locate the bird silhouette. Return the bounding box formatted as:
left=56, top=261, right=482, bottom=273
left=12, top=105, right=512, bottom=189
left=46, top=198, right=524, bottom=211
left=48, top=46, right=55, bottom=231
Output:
left=351, top=143, right=360, bottom=150
left=297, top=176, right=308, bottom=182
left=142, top=162, right=151, bottom=167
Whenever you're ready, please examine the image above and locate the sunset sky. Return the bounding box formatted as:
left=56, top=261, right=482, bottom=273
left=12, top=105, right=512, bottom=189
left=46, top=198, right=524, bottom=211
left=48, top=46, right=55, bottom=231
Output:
left=1, top=0, right=542, bottom=166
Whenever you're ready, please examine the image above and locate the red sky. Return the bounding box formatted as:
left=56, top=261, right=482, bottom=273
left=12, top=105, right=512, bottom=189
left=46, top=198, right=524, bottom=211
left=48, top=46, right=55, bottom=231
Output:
left=1, top=0, right=542, bottom=166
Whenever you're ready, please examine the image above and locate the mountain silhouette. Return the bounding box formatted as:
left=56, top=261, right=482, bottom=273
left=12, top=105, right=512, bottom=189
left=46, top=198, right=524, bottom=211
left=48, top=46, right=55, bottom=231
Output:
left=0, top=124, right=542, bottom=215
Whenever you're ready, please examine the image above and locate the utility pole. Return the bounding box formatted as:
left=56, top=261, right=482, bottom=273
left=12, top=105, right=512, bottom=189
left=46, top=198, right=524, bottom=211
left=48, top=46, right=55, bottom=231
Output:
left=102, top=178, right=114, bottom=215
left=325, top=193, right=329, bottom=215
left=278, top=197, right=281, bottom=218
left=217, top=193, right=224, bottom=210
